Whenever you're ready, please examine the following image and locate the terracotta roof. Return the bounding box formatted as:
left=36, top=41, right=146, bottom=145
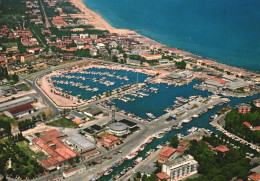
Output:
left=248, top=173, right=260, bottom=181
left=48, top=175, right=63, bottom=181
left=140, top=53, right=161, bottom=57
left=107, top=135, right=119, bottom=142
left=178, top=141, right=189, bottom=148
left=7, top=103, right=34, bottom=115
left=176, top=147, right=185, bottom=153
left=243, top=122, right=252, bottom=128
left=214, top=145, right=229, bottom=153
left=39, top=135, right=52, bottom=143
left=44, top=129, right=63, bottom=139
left=252, top=126, right=260, bottom=131
left=156, top=172, right=170, bottom=180
left=211, top=77, right=227, bottom=84
left=64, top=168, right=78, bottom=175
left=159, top=146, right=176, bottom=157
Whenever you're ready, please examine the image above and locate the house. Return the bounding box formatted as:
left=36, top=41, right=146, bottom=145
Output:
left=98, top=135, right=120, bottom=148
left=162, top=155, right=198, bottom=181
left=0, top=86, right=12, bottom=96
left=79, top=33, right=89, bottom=39
left=178, top=142, right=189, bottom=149
left=243, top=122, right=253, bottom=129
left=254, top=99, right=260, bottom=108
left=65, top=134, right=95, bottom=153
left=248, top=173, right=260, bottom=181
left=214, top=145, right=229, bottom=153
left=96, top=43, right=106, bottom=50
left=236, top=103, right=251, bottom=114
left=90, top=48, right=98, bottom=56
left=156, top=172, right=170, bottom=181
left=158, top=146, right=176, bottom=163
left=139, top=53, right=162, bottom=60
left=109, top=41, right=118, bottom=49
left=111, top=49, right=120, bottom=55
left=90, top=34, right=98, bottom=39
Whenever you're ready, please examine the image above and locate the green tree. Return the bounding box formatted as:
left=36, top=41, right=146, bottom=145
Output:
left=169, top=135, right=179, bottom=148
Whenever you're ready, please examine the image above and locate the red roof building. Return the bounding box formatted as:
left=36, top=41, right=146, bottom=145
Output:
left=248, top=173, right=260, bottom=181
left=243, top=121, right=252, bottom=128
left=32, top=129, right=77, bottom=171
left=156, top=172, right=170, bottom=180
left=178, top=142, right=189, bottom=149
left=158, top=146, right=176, bottom=163
left=214, top=145, right=229, bottom=153
left=211, top=77, right=227, bottom=84
left=236, top=104, right=251, bottom=114
left=5, top=103, right=34, bottom=118
left=98, top=135, right=120, bottom=148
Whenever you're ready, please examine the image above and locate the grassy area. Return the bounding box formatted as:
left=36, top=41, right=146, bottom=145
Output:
left=16, top=141, right=45, bottom=159
left=0, top=114, right=18, bottom=127
left=46, top=117, right=78, bottom=128
left=18, top=83, right=31, bottom=91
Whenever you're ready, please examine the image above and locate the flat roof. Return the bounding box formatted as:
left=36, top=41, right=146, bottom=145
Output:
left=119, top=119, right=137, bottom=127
left=66, top=134, right=95, bottom=150
left=0, top=96, right=33, bottom=112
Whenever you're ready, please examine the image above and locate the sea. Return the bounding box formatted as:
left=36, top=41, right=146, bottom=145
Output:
left=83, top=0, right=260, bottom=72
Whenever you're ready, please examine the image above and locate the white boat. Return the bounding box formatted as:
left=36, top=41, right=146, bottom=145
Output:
left=146, top=113, right=156, bottom=119
left=133, top=157, right=142, bottom=165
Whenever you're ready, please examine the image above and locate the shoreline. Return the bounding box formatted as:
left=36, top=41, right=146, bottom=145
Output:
left=70, top=0, right=260, bottom=76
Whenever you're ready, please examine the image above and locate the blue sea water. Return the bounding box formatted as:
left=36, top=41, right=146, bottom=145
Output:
left=83, top=0, right=260, bottom=72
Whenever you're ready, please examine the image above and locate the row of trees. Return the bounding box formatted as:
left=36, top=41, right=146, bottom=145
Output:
left=18, top=119, right=36, bottom=132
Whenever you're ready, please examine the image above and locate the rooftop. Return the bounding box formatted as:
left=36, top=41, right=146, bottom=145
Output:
left=7, top=103, right=34, bottom=115
left=156, top=172, right=170, bottom=180
left=214, top=145, right=229, bottom=153
left=248, top=173, right=260, bottom=181
left=159, top=146, right=176, bottom=157
left=109, top=122, right=128, bottom=131
left=66, top=134, right=95, bottom=151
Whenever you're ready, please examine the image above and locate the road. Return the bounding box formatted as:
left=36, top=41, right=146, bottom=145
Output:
left=39, top=0, right=51, bottom=28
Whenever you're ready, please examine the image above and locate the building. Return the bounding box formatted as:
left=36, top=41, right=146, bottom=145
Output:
left=243, top=122, right=253, bottom=129
left=47, top=175, right=63, bottom=181
left=214, top=145, right=229, bottom=153
left=70, top=110, right=88, bottom=121
left=63, top=168, right=79, bottom=178
left=254, top=99, right=260, bottom=108
left=0, top=96, right=34, bottom=112
left=77, top=19, right=89, bottom=25
left=83, top=107, right=102, bottom=117
left=32, top=129, right=77, bottom=171
left=21, top=54, right=36, bottom=63
left=159, top=59, right=169, bottom=64
left=0, top=86, right=12, bottom=96
left=156, top=172, right=170, bottom=180
left=139, top=53, right=162, bottom=60
left=248, top=173, right=260, bottom=181
left=236, top=103, right=251, bottom=114
left=224, top=80, right=250, bottom=90
left=4, top=103, right=35, bottom=119
left=98, top=135, right=120, bottom=148
left=158, top=146, right=176, bottom=163
left=66, top=134, right=95, bottom=153
left=167, top=71, right=192, bottom=81
left=127, top=59, right=141, bottom=66
left=108, top=122, right=128, bottom=136
left=162, top=155, right=198, bottom=181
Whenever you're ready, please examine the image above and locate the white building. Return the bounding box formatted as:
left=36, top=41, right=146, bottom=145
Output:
left=162, top=155, right=198, bottom=181
left=63, top=168, right=78, bottom=178
left=80, top=33, right=89, bottom=39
